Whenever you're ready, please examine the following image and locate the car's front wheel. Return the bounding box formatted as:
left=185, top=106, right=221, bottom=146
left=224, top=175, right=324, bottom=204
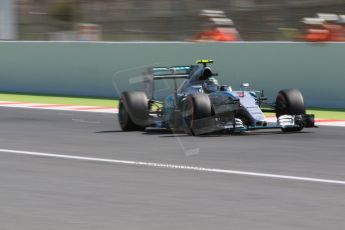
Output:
left=275, top=88, right=305, bottom=132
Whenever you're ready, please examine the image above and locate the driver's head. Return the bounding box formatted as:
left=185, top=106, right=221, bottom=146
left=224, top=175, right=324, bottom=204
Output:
left=202, top=77, right=219, bottom=93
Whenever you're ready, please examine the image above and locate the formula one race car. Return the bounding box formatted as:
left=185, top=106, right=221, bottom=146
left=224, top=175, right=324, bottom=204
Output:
left=118, top=60, right=315, bottom=135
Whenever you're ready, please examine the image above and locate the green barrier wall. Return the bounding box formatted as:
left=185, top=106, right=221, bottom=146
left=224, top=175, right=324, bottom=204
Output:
left=0, top=41, right=344, bottom=108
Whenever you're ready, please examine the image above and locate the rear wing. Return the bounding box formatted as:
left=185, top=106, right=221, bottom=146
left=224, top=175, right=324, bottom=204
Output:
left=143, top=66, right=195, bottom=99
left=151, top=66, right=193, bottom=79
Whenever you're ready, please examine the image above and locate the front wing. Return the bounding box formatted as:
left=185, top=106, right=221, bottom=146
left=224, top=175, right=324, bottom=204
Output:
left=190, top=114, right=316, bottom=135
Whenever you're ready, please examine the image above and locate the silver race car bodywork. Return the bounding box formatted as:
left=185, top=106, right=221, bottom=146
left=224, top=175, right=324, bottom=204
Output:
left=118, top=60, right=315, bottom=135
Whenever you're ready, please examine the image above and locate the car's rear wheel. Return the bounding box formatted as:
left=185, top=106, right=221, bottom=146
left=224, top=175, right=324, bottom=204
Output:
left=275, top=88, right=305, bottom=132
left=118, top=91, right=150, bottom=131
left=182, top=94, right=212, bottom=135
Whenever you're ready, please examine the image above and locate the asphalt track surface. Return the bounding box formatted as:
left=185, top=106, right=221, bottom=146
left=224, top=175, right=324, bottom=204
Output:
left=1, top=107, right=345, bottom=230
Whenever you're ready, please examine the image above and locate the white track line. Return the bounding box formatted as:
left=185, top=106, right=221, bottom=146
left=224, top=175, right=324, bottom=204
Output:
left=1, top=148, right=345, bottom=186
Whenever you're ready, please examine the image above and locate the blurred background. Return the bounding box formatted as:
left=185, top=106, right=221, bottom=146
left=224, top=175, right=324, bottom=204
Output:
left=1, top=0, right=345, bottom=41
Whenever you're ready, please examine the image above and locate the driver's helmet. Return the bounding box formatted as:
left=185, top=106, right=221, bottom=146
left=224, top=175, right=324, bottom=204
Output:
left=202, top=77, right=219, bottom=93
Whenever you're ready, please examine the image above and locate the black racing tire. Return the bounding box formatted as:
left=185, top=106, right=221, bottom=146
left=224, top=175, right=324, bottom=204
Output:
left=118, top=91, right=149, bottom=131
left=182, top=94, right=212, bottom=136
left=275, top=88, right=305, bottom=132
left=275, top=88, right=306, bottom=117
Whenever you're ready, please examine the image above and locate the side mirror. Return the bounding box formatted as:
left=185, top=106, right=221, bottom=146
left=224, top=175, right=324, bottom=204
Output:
left=220, top=85, right=232, bottom=91
left=240, top=82, right=250, bottom=91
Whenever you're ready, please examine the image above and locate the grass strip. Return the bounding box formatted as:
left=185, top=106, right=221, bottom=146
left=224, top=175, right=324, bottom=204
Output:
left=0, top=93, right=118, bottom=107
